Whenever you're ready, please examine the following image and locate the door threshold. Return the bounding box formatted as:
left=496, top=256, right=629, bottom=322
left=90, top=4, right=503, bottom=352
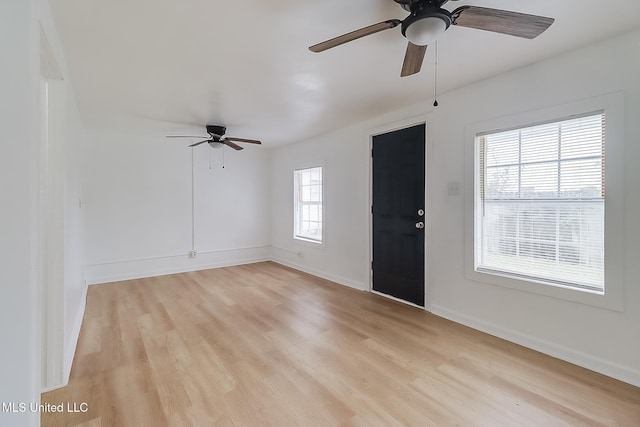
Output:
left=371, top=290, right=425, bottom=309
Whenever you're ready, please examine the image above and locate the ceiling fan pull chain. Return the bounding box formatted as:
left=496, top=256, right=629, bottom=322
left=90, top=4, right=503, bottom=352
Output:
left=433, top=40, right=439, bottom=107
left=222, top=146, right=225, bottom=169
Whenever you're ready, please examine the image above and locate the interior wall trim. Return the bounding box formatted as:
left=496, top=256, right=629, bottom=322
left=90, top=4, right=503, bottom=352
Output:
left=86, top=246, right=271, bottom=285
left=40, top=282, right=87, bottom=394
left=63, top=283, right=87, bottom=384
left=270, top=257, right=366, bottom=291
left=429, top=304, right=640, bottom=388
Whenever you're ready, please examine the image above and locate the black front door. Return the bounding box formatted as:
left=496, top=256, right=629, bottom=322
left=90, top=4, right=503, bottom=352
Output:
left=372, top=124, right=425, bottom=306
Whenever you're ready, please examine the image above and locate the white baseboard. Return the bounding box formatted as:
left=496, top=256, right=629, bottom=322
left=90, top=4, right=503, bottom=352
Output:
left=429, top=304, right=640, bottom=388
left=271, top=257, right=367, bottom=291
left=86, top=246, right=271, bottom=285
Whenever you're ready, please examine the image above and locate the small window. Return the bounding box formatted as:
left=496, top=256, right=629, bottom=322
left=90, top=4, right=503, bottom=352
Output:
left=294, top=167, right=323, bottom=243
left=475, top=112, right=605, bottom=293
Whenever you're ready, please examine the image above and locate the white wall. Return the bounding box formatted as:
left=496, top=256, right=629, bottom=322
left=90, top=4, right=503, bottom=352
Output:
left=84, top=130, right=272, bottom=284
left=270, top=30, right=640, bottom=386
left=0, top=1, right=41, bottom=425
left=270, top=126, right=372, bottom=289
left=427, top=30, right=640, bottom=386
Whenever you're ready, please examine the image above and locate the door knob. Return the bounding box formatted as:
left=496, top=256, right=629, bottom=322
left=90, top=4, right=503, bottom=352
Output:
left=415, top=222, right=425, bottom=229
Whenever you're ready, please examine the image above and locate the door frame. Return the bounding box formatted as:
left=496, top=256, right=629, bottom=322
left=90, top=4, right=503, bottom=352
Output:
left=367, top=114, right=430, bottom=309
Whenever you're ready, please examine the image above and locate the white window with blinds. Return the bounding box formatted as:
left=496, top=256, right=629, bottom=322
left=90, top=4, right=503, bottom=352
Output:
left=475, top=112, right=605, bottom=293
left=294, top=166, right=323, bottom=243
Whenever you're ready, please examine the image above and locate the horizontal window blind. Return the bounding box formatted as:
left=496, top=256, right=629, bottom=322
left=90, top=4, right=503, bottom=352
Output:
left=476, top=112, right=605, bottom=291
left=294, top=167, right=323, bottom=242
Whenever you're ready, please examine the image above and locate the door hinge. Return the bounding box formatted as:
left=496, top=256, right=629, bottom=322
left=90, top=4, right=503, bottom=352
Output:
left=371, top=205, right=373, bottom=214
left=371, top=261, right=374, bottom=270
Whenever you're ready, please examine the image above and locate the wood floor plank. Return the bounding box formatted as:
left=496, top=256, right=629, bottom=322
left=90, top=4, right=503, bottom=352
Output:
left=42, top=262, right=640, bottom=426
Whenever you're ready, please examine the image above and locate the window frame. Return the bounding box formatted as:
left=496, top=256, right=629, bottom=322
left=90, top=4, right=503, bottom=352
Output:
left=293, top=166, right=324, bottom=245
left=464, top=93, right=624, bottom=311
left=476, top=111, right=606, bottom=292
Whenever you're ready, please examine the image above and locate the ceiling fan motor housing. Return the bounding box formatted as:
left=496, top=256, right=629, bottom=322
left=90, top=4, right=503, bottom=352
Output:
left=206, top=125, right=226, bottom=138
left=399, top=0, right=450, bottom=13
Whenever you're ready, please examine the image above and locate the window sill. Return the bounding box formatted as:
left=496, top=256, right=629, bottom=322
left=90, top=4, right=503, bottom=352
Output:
left=293, top=236, right=326, bottom=250
left=294, top=236, right=322, bottom=245
left=464, top=265, right=621, bottom=311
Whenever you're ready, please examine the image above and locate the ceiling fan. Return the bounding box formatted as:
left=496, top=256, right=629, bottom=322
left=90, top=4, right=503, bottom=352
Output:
left=166, top=125, right=262, bottom=150
left=309, top=0, right=554, bottom=77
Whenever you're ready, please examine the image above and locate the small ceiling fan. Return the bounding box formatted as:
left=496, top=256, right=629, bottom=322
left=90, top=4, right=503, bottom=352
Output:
left=309, top=0, right=554, bottom=77
left=166, top=125, right=262, bottom=150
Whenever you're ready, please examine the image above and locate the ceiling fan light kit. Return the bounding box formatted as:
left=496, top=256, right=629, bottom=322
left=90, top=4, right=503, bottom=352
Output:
left=401, top=8, right=451, bottom=46
left=309, top=0, right=554, bottom=77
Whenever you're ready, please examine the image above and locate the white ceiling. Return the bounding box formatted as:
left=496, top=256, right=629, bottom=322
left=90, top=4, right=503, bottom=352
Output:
left=50, top=0, right=640, bottom=146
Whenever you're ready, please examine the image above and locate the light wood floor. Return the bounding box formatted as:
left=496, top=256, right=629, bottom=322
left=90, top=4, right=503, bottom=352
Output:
left=42, top=262, right=640, bottom=426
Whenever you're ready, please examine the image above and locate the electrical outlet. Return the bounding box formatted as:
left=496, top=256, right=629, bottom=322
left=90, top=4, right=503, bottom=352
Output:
left=189, top=250, right=197, bottom=258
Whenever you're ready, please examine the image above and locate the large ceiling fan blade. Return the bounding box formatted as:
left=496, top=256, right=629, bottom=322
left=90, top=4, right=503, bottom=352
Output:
left=222, top=140, right=244, bottom=151
left=225, top=137, right=262, bottom=145
left=400, top=42, right=427, bottom=77
left=188, top=140, right=210, bottom=147
left=166, top=135, right=208, bottom=138
left=452, top=6, right=554, bottom=39
left=309, top=19, right=402, bottom=53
